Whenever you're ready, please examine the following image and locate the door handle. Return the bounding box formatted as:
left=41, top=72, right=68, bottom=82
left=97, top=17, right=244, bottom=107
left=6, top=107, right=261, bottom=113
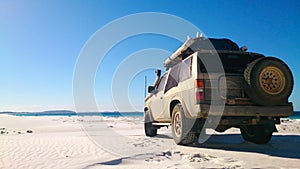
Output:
left=160, top=97, right=163, bottom=99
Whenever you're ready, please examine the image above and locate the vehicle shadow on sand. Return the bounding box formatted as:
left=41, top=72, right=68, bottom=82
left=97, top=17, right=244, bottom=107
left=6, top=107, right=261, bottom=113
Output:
left=187, top=133, right=300, bottom=159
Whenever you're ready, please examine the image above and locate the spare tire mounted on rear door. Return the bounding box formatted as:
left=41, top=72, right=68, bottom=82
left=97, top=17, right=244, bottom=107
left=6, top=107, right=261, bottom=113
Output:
left=243, top=57, right=293, bottom=106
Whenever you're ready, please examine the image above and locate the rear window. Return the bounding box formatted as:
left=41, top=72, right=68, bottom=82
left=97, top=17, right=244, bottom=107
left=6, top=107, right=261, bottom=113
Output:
left=179, top=57, right=192, bottom=81
left=198, top=53, right=262, bottom=73
left=164, top=57, right=192, bottom=93
left=165, top=64, right=179, bottom=93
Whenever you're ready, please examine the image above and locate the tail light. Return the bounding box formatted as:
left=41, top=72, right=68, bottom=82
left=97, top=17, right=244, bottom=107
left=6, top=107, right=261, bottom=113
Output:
left=195, top=79, right=205, bottom=103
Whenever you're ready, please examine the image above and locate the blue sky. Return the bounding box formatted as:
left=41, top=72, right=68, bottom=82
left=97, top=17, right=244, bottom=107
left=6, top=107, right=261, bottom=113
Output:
left=0, top=0, right=299, bottom=112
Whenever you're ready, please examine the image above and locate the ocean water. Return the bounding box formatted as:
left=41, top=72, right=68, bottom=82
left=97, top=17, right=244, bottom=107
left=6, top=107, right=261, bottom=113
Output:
left=10, top=111, right=144, bottom=117
left=3, top=111, right=300, bottom=119
left=289, top=111, right=300, bottom=119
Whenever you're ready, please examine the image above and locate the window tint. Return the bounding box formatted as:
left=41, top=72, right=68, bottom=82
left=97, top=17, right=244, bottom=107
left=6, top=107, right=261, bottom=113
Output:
left=157, top=74, right=167, bottom=92
left=179, top=57, right=192, bottom=81
left=165, top=64, right=180, bottom=93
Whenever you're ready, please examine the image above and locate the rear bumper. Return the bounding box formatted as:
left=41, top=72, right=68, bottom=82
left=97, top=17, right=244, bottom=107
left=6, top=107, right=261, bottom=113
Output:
left=197, top=103, right=293, bottom=118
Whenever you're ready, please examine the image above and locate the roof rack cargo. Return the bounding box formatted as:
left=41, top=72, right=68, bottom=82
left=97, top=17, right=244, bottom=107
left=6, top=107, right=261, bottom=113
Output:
left=164, top=37, right=239, bottom=68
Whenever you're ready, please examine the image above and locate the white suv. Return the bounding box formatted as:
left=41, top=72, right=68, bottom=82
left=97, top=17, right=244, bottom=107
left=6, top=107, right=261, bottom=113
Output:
left=144, top=37, right=293, bottom=145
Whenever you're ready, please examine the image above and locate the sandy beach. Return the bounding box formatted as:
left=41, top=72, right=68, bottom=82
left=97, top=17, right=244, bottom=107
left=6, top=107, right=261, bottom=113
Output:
left=0, top=114, right=299, bottom=169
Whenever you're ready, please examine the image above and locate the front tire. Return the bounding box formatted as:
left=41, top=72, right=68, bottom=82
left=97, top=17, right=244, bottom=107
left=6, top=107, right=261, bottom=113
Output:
left=144, top=112, right=157, bottom=137
left=171, top=103, right=196, bottom=145
left=240, top=125, right=273, bottom=144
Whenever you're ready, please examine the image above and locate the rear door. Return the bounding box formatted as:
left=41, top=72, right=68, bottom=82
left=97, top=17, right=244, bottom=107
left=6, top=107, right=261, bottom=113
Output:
left=198, top=52, right=261, bottom=103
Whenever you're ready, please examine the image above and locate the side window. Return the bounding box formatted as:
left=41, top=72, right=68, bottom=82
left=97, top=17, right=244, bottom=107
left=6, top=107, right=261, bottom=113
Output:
left=164, top=64, right=180, bottom=93
left=179, top=57, right=192, bottom=82
left=156, top=74, right=167, bottom=92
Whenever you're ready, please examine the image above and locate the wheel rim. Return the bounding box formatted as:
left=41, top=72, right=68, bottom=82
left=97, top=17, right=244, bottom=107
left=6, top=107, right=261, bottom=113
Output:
left=259, top=66, right=285, bottom=95
left=173, top=111, right=182, bottom=137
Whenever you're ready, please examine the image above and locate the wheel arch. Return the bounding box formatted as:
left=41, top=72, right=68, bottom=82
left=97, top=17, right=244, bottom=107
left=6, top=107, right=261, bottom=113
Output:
left=169, top=100, right=181, bottom=118
left=169, top=97, right=193, bottom=119
left=144, top=106, right=155, bottom=122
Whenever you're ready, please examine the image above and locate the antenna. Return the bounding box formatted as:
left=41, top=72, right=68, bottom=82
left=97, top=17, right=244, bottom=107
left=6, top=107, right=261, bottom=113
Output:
left=144, top=76, right=147, bottom=98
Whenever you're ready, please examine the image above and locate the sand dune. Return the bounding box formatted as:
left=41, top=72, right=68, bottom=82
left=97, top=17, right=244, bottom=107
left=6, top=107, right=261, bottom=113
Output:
left=0, top=114, right=299, bottom=169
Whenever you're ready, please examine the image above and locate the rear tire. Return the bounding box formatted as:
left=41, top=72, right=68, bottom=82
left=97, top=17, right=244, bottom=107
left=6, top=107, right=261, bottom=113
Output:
left=243, top=57, right=293, bottom=106
left=144, top=111, right=157, bottom=137
left=240, top=125, right=273, bottom=144
left=171, top=103, right=196, bottom=145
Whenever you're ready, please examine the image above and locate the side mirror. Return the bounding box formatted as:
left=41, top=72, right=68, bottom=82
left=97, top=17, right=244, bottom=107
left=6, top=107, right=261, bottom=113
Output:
left=148, top=86, right=155, bottom=93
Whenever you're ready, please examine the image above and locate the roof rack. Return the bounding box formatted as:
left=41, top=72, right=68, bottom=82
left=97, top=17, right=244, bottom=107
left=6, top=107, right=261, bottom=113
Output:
left=164, top=37, right=197, bottom=69
left=164, top=36, right=239, bottom=69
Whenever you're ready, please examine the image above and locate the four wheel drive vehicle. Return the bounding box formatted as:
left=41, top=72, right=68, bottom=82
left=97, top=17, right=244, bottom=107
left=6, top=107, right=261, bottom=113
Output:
left=144, top=37, right=294, bottom=145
